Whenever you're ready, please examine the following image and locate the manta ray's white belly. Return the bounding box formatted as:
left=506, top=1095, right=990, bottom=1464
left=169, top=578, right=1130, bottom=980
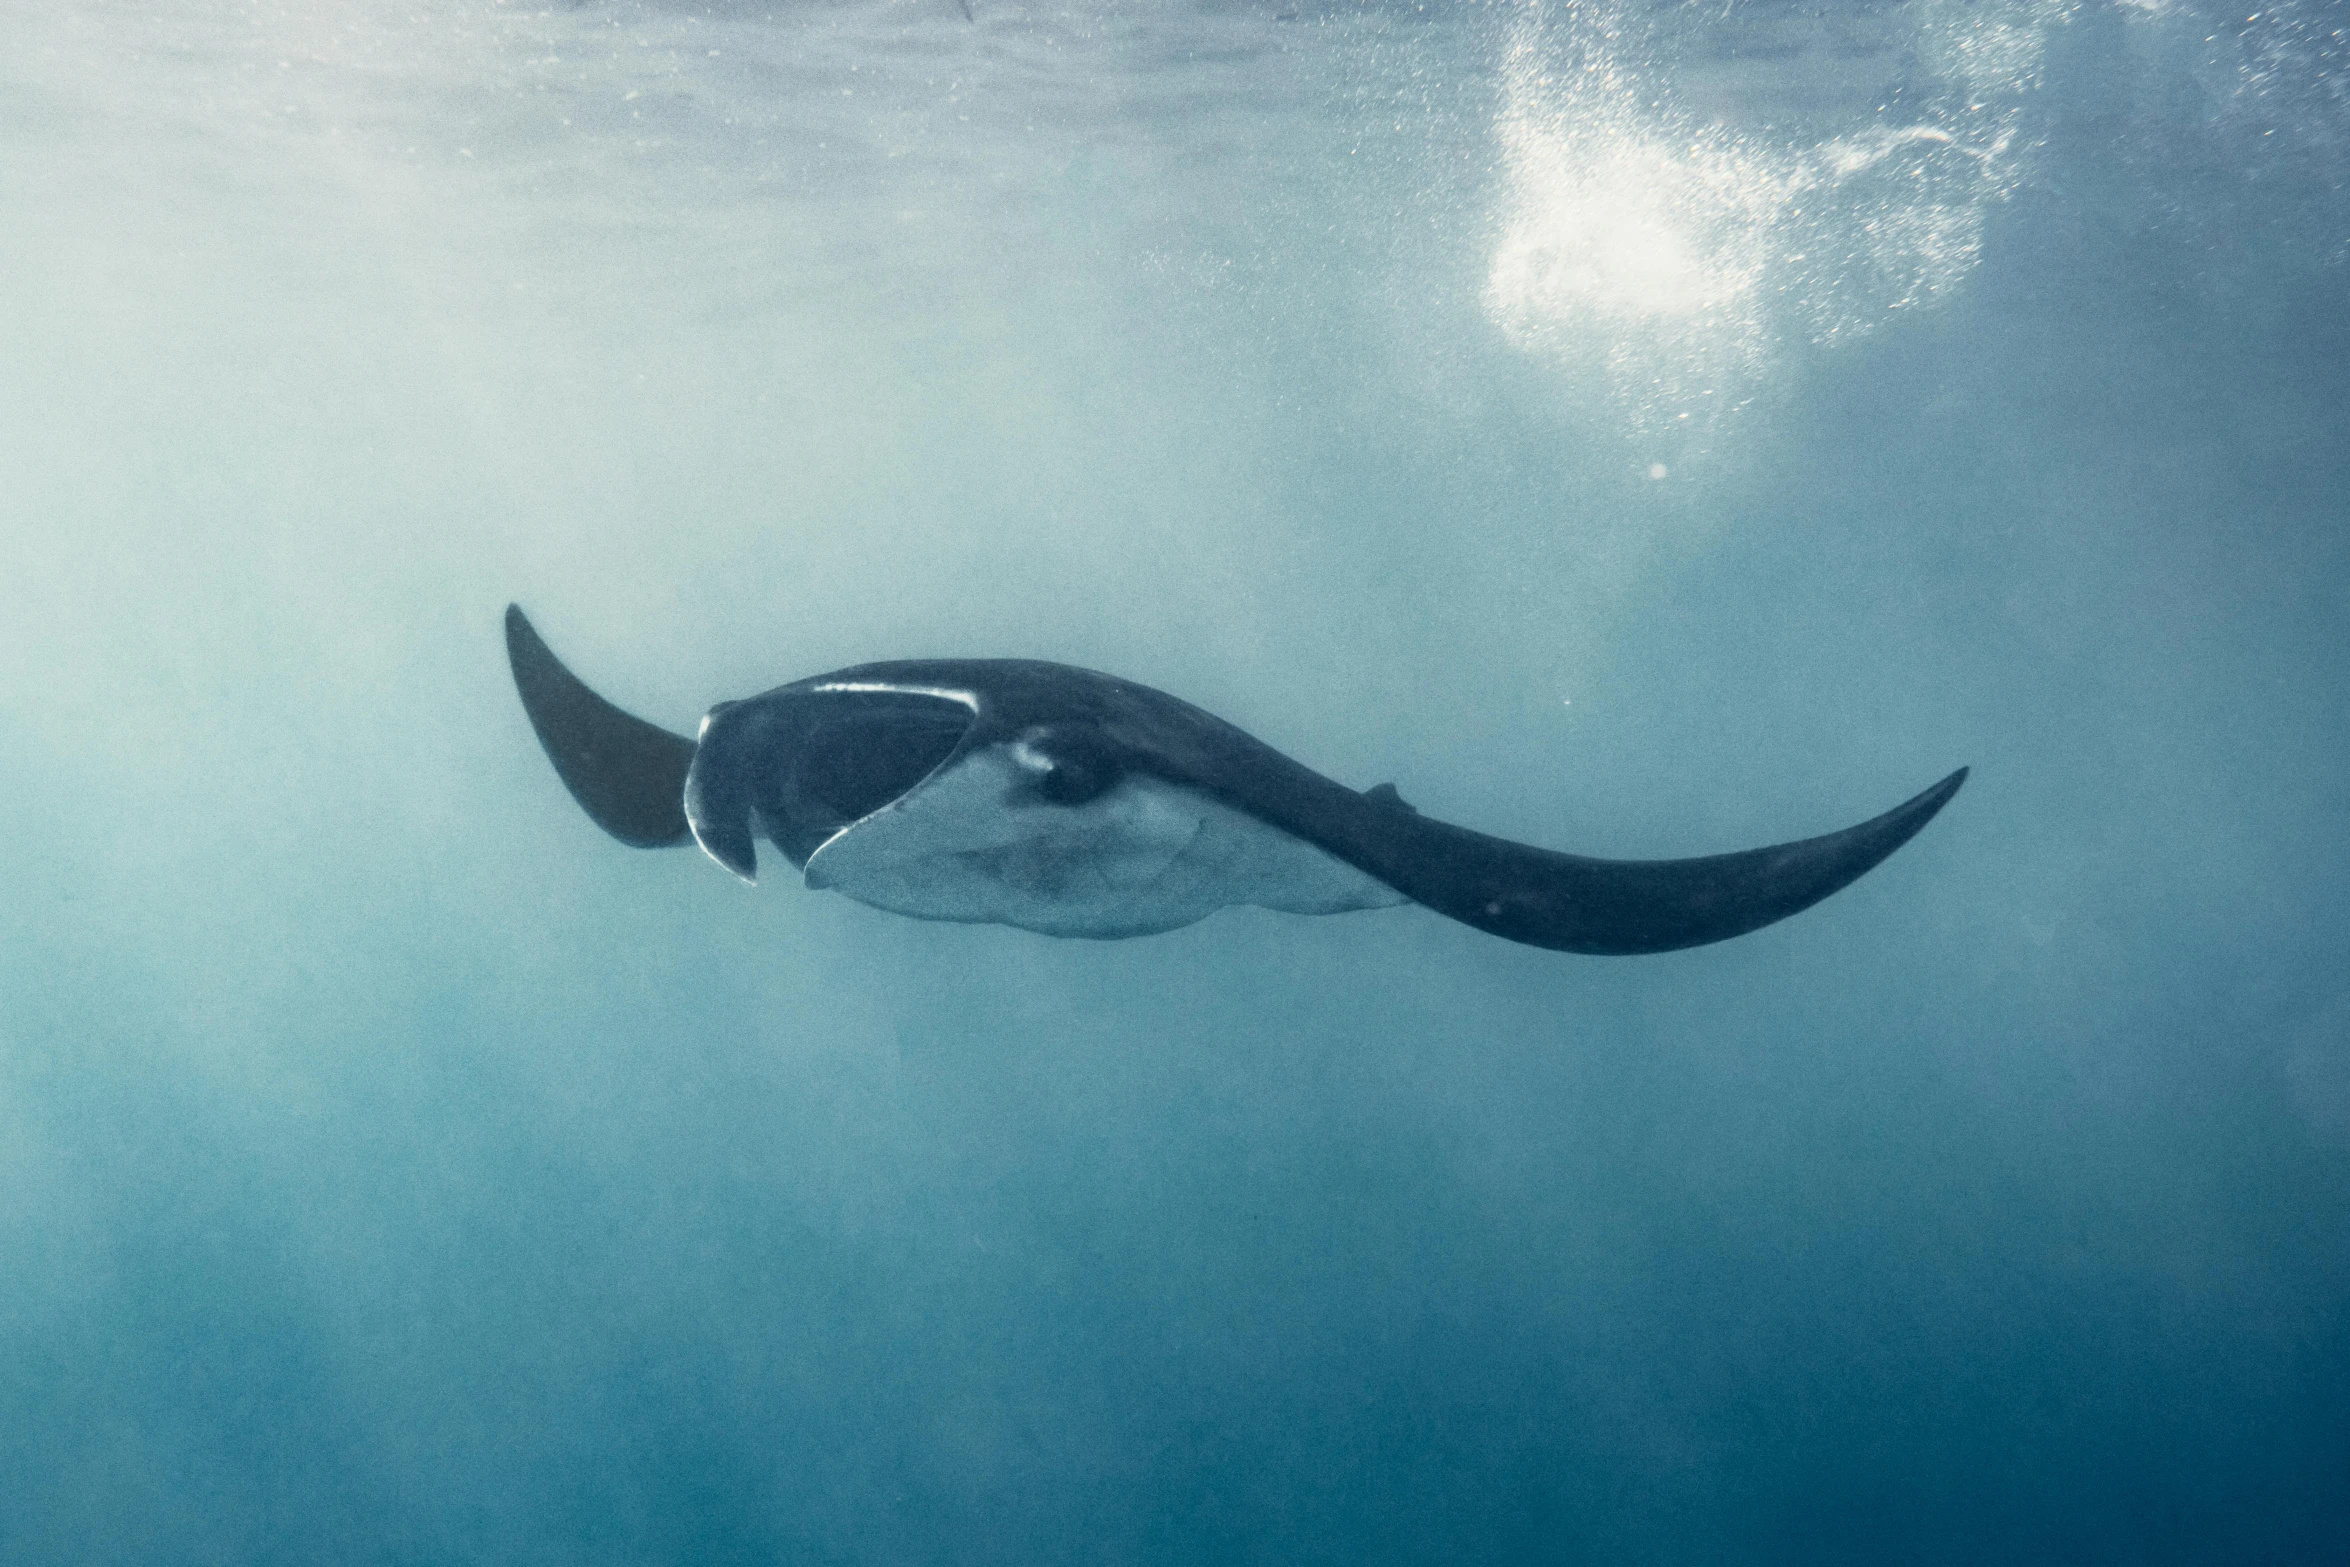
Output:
left=798, top=745, right=1407, bottom=938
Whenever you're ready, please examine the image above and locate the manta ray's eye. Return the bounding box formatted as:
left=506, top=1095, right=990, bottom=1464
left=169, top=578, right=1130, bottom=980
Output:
left=1013, top=727, right=1121, bottom=806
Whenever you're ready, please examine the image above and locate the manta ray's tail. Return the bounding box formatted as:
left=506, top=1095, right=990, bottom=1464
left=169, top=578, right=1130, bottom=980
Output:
left=1351, top=768, right=1966, bottom=955
left=505, top=605, right=698, bottom=849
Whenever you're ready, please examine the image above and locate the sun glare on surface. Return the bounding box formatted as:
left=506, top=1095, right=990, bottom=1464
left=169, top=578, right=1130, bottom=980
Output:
left=1483, top=0, right=2045, bottom=439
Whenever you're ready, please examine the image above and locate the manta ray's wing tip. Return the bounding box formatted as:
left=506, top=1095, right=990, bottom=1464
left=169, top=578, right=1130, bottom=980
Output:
left=1379, top=761, right=1970, bottom=956
left=1598, top=763, right=1968, bottom=954
left=1771, top=761, right=1970, bottom=910
left=1895, top=765, right=1969, bottom=837
left=503, top=601, right=698, bottom=850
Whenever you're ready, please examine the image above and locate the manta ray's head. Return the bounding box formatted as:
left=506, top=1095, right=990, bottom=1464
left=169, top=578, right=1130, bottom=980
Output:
left=685, top=685, right=978, bottom=883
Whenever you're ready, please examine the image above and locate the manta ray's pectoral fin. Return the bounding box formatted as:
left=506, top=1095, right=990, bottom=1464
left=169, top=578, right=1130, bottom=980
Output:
left=504, top=604, right=697, bottom=849
left=1363, top=768, right=1966, bottom=955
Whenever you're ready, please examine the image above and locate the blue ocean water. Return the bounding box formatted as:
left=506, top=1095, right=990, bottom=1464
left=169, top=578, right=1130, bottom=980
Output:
left=2, top=0, right=2346, bottom=1560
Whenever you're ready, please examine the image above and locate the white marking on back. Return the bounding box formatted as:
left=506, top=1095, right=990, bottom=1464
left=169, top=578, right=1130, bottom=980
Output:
left=809, top=681, right=980, bottom=710
left=800, top=745, right=1406, bottom=938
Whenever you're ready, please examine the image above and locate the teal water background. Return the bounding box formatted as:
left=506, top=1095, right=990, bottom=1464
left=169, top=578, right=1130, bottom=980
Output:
left=3, top=1, right=2346, bottom=1561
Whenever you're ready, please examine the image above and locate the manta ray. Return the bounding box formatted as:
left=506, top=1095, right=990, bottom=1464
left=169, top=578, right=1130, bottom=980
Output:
left=504, top=605, right=1962, bottom=952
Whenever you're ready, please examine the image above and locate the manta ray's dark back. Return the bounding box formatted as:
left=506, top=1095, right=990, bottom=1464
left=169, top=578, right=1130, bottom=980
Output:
left=503, top=604, right=1965, bottom=954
